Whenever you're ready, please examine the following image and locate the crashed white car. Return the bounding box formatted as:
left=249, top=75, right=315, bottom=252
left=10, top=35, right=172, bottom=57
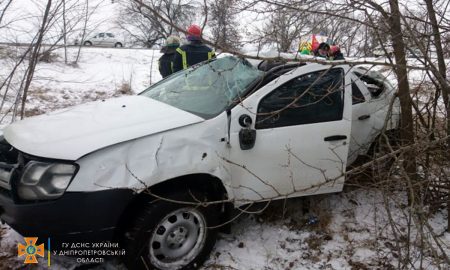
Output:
left=0, top=56, right=399, bottom=269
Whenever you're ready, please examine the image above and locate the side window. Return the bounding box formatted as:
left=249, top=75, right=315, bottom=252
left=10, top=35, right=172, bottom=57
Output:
left=98, top=33, right=105, bottom=38
left=352, top=81, right=365, bottom=105
left=354, top=72, right=385, bottom=98
left=256, top=68, right=344, bottom=129
left=107, top=33, right=114, bottom=38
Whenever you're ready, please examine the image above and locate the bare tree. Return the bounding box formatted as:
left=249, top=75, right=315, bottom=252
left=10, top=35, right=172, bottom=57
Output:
left=19, top=0, right=54, bottom=119
left=0, top=0, right=13, bottom=27
left=117, top=0, right=196, bottom=47
left=262, top=6, right=306, bottom=52
left=208, top=0, right=241, bottom=50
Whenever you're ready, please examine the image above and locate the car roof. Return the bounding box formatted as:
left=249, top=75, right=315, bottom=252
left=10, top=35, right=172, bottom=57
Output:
left=351, top=66, right=387, bottom=80
left=252, top=57, right=349, bottom=73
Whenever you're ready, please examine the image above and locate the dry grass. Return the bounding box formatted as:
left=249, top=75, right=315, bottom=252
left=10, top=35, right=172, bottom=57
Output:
left=0, top=45, right=21, bottom=60
left=115, top=81, right=132, bottom=96
left=255, top=196, right=333, bottom=234
left=24, top=107, right=46, bottom=117
left=38, top=50, right=59, bottom=63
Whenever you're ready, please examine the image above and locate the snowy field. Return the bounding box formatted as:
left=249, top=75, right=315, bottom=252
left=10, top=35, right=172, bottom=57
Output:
left=0, top=47, right=449, bottom=270
left=0, top=46, right=162, bottom=124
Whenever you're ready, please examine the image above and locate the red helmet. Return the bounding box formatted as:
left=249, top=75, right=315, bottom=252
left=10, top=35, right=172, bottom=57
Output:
left=187, top=24, right=202, bottom=37
left=330, top=45, right=340, bottom=54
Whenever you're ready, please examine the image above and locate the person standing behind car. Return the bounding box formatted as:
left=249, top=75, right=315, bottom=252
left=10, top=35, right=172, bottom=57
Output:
left=158, top=36, right=180, bottom=78
left=172, top=24, right=215, bottom=72
left=328, top=45, right=345, bottom=60
left=312, top=42, right=330, bottom=58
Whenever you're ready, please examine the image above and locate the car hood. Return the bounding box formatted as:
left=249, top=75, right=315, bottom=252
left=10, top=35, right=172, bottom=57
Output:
left=3, top=96, right=204, bottom=160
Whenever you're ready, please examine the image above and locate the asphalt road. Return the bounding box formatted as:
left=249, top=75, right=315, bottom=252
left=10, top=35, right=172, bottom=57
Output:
left=0, top=42, right=148, bottom=50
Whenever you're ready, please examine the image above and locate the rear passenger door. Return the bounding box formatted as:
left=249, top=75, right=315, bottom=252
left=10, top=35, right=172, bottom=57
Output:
left=229, top=65, right=352, bottom=201
left=348, top=75, right=374, bottom=163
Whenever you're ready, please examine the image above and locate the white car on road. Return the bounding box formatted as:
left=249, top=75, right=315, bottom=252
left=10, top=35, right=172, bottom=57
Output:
left=79, top=32, right=123, bottom=47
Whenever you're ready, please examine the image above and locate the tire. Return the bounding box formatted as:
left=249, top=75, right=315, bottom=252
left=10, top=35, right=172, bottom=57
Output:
left=83, top=41, right=92, bottom=46
left=115, top=42, right=123, bottom=48
left=123, top=190, right=219, bottom=270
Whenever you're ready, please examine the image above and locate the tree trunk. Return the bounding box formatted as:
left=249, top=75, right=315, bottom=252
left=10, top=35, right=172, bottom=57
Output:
left=63, top=0, right=68, bottom=64
left=20, top=0, right=52, bottom=119
left=75, top=0, right=89, bottom=64
left=388, top=0, right=417, bottom=204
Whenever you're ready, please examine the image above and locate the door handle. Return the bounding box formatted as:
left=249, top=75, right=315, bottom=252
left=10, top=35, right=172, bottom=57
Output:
left=324, top=135, right=347, bottom=141
left=358, top=114, right=371, bottom=120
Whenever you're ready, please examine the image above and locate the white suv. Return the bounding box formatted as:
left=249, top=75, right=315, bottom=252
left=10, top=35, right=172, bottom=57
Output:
left=0, top=56, right=399, bottom=270
left=82, top=32, right=123, bottom=47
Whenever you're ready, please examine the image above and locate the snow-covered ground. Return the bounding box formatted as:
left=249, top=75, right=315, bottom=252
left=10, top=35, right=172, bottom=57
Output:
left=0, top=0, right=122, bottom=45
left=0, top=46, right=162, bottom=125
left=0, top=47, right=449, bottom=269
left=1, top=189, right=448, bottom=269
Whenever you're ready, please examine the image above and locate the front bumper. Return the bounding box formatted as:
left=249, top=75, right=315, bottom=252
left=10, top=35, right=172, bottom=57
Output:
left=0, top=189, right=134, bottom=249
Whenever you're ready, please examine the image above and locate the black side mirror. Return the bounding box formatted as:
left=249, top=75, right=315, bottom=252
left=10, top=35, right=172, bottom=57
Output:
left=239, top=114, right=252, bottom=128
left=238, top=114, right=256, bottom=150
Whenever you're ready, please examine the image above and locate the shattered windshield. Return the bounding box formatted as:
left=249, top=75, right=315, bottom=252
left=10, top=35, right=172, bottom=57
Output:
left=140, top=56, right=263, bottom=119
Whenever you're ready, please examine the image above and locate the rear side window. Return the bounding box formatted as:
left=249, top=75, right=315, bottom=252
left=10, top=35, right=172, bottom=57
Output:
left=256, top=68, right=344, bottom=129
left=352, top=81, right=365, bottom=104
left=354, top=71, right=386, bottom=98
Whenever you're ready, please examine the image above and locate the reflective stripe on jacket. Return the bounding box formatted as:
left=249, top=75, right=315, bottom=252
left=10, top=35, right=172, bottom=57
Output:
left=172, top=42, right=215, bottom=72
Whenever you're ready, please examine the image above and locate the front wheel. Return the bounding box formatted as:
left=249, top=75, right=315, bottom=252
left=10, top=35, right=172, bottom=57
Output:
left=123, top=191, right=219, bottom=270
left=115, top=42, right=123, bottom=48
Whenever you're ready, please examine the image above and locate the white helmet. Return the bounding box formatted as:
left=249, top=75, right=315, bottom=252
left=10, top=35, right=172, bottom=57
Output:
left=165, top=36, right=180, bottom=47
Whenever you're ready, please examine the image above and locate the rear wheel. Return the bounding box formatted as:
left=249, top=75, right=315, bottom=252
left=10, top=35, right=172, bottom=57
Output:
left=123, top=190, right=219, bottom=270
left=83, top=41, right=92, bottom=46
left=115, top=42, right=123, bottom=48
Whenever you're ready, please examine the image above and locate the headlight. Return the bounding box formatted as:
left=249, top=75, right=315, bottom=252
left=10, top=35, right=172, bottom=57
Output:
left=17, top=161, right=77, bottom=200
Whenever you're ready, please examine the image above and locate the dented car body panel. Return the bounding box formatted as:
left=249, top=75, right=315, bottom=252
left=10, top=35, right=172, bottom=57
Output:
left=227, top=64, right=352, bottom=201
left=68, top=113, right=235, bottom=201
left=3, top=96, right=204, bottom=160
